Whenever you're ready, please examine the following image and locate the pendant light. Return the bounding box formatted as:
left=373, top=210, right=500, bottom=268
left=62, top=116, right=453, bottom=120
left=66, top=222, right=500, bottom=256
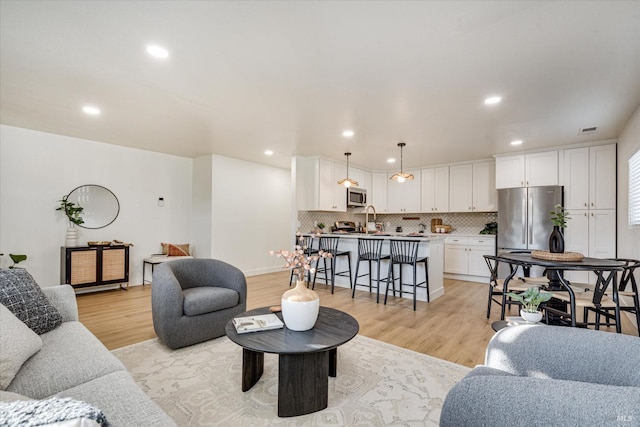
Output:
left=337, top=152, right=359, bottom=188
left=390, top=142, right=414, bottom=183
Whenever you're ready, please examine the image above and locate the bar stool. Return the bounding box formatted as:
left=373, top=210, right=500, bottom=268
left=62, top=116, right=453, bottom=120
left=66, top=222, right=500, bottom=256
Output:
left=312, top=236, right=352, bottom=294
left=384, top=239, right=429, bottom=310
left=289, top=235, right=318, bottom=286
left=352, top=238, right=389, bottom=303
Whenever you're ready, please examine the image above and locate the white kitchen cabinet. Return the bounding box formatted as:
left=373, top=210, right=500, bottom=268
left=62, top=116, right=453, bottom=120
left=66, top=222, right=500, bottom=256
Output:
left=444, top=236, right=495, bottom=278
left=421, top=166, right=449, bottom=213
left=370, top=172, right=388, bottom=213
left=495, top=151, right=558, bottom=189
left=564, top=209, right=616, bottom=284
left=563, top=144, right=616, bottom=210
left=349, top=167, right=370, bottom=192
left=318, top=158, right=347, bottom=211
left=449, top=161, right=496, bottom=212
left=387, top=169, right=421, bottom=213
left=444, top=239, right=468, bottom=274
left=294, top=157, right=348, bottom=212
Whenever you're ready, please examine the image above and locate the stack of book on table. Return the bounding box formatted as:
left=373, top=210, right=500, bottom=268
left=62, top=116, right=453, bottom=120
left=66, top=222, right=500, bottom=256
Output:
left=233, top=314, right=284, bottom=333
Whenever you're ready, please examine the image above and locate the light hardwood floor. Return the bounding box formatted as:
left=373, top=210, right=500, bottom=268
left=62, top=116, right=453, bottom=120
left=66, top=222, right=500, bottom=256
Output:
left=76, top=272, right=637, bottom=368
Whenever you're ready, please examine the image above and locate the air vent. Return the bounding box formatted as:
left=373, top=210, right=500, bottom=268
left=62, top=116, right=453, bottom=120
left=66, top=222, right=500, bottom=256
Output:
left=578, top=126, right=598, bottom=135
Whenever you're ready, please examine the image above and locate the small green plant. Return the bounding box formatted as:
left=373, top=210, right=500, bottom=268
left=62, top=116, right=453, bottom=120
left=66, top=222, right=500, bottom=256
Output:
left=317, top=223, right=325, bottom=230
left=506, top=287, right=552, bottom=313
left=549, top=204, right=571, bottom=228
left=0, top=253, right=27, bottom=269
left=56, top=195, right=84, bottom=226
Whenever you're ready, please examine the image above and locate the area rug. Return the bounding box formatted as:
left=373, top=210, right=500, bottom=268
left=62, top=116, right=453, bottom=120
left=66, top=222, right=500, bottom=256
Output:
left=112, top=335, right=470, bottom=426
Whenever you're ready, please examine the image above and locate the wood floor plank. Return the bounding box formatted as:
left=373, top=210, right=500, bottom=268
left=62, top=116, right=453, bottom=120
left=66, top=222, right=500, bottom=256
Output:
left=76, top=271, right=637, bottom=367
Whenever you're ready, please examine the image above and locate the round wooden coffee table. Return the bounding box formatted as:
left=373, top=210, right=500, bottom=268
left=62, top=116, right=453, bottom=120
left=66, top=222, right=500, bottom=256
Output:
left=225, top=306, right=359, bottom=417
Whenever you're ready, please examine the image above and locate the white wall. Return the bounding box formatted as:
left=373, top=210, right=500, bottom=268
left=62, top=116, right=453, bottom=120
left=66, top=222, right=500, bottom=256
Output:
left=0, top=125, right=192, bottom=286
left=208, top=155, right=292, bottom=275
left=617, top=105, right=640, bottom=262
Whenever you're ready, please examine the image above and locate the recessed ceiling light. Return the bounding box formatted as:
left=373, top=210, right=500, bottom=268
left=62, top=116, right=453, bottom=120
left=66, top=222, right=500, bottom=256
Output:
left=264, top=150, right=274, bottom=156
left=484, top=96, right=502, bottom=105
left=510, top=140, right=523, bottom=146
left=82, top=106, right=101, bottom=115
left=146, top=45, right=169, bottom=59
left=342, top=130, right=355, bottom=138
left=387, top=158, right=396, bottom=164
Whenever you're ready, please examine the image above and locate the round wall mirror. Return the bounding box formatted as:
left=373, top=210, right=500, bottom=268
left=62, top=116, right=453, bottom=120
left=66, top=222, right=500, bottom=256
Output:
left=67, top=185, right=120, bottom=229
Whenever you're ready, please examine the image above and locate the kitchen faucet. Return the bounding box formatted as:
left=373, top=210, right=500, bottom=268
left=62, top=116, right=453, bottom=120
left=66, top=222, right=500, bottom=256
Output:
left=365, top=205, right=376, bottom=235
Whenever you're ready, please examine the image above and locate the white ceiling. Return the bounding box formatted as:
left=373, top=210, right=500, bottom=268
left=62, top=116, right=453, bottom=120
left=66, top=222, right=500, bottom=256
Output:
left=1, top=1, right=639, bottom=170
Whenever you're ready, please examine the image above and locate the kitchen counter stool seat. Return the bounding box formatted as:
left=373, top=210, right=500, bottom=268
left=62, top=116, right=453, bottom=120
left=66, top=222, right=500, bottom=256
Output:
left=352, top=238, right=389, bottom=303
left=312, top=236, right=352, bottom=294
left=384, top=239, right=429, bottom=310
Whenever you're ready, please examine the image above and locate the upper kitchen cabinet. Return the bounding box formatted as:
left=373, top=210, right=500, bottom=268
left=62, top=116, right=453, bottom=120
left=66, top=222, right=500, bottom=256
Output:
left=449, top=161, right=496, bottom=212
left=387, top=169, right=421, bottom=213
left=348, top=167, right=371, bottom=192
left=421, top=166, right=449, bottom=213
left=294, top=156, right=347, bottom=212
left=563, top=144, right=616, bottom=211
left=495, top=151, right=558, bottom=189
left=318, top=158, right=347, bottom=211
left=370, top=172, right=388, bottom=213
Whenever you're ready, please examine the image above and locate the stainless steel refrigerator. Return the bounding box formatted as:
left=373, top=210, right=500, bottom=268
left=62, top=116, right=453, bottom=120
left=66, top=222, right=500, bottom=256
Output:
left=497, top=186, right=563, bottom=276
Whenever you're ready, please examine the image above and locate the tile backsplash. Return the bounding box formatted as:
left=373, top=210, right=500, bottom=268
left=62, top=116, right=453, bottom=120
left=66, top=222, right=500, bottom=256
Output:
left=298, top=210, right=497, bottom=234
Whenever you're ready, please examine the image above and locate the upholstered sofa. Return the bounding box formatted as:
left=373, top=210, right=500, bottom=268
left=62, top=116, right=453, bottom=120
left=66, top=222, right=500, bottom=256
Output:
left=0, top=270, right=176, bottom=426
left=440, top=324, right=640, bottom=426
left=152, top=258, right=247, bottom=349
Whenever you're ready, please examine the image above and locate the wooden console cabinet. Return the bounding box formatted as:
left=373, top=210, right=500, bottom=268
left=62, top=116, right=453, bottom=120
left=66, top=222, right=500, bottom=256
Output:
left=61, top=245, right=129, bottom=290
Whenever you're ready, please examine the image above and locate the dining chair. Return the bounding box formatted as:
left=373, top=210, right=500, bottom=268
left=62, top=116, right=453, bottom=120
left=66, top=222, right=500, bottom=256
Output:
left=545, top=265, right=623, bottom=332
left=484, top=254, right=545, bottom=320
left=583, top=258, right=639, bottom=336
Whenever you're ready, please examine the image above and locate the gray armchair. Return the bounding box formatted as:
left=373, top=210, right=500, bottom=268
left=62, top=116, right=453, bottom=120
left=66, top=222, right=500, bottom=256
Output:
left=441, top=325, right=640, bottom=426
left=152, top=258, right=247, bottom=349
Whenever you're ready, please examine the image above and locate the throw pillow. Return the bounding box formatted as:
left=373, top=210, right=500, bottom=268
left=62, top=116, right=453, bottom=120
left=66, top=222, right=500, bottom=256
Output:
left=0, top=269, right=62, bottom=335
left=0, top=397, right=108, bottom=426
left=0, top=305, right=43, bottom=390
left=161, top=243, right=190, bottom=257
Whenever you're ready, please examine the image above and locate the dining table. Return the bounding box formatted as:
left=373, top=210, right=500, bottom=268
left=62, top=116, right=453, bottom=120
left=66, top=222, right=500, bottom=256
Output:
left=494, top=252, right=625, bottom=330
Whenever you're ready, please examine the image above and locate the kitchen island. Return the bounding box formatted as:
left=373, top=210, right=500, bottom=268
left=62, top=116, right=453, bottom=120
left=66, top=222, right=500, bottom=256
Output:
left=302, top=233, right=444, bottom=302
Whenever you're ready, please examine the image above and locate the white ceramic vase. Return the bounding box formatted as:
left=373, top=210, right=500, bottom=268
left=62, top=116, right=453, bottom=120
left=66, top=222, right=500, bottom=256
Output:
left=281, top=280, right=320, bottom=331
left=65, top=227, right=78, bottom=247
left=520, top=309, right=542, bottom=323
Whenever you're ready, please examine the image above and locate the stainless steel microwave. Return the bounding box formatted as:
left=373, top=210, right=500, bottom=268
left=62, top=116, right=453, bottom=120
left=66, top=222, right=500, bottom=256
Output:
left=347, top=187, right=367, bottom=207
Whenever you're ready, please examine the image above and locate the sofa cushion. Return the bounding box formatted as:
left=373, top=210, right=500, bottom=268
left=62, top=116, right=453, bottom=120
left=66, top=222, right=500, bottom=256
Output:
left=0, top=305, right=43, bottom=390
left=0, top=269, right=62, bottom=334
left=0, top=397, right=108, bottom=426
left=6, top=322, right=125, bottom=399
left=57, top=371, right=177, bottom=426
left=182, top=287, right=239, bottom=316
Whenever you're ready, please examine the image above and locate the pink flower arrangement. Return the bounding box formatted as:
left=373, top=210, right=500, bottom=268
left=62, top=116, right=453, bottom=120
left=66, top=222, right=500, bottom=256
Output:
left=270, top=234, right=332, bottom=282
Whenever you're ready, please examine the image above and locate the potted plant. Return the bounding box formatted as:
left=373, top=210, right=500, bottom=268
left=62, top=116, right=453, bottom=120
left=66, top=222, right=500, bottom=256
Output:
left=548, top=204, right=570, bottom=253
left=56, top=195, right=84, bottom=246
left=506, top=286, right=552, bottom=323
left=0, top=253, right=27, bottom=269
left=317, top=223, right=326, bottom=233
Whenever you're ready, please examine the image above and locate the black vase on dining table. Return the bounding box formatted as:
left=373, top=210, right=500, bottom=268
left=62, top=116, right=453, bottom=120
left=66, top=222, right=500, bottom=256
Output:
left=548, top=226, right=565, bottom=253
